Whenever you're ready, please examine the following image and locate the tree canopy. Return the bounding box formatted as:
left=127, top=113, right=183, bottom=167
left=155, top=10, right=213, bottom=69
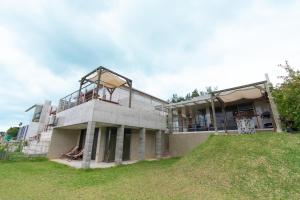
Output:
left=272, top=61, right=300, bottom=130
left=6, top=127, right=19, bottom=138
left=169, top=87, right=217, bottom=103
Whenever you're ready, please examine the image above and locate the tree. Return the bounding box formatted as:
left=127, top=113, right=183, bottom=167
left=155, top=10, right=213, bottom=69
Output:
left=272, top=61, right=300, bottom=130
left=191, top=89, right=200, bottom=98
left=168, top=86, right=218, bottom=103
left=6, top=127, right=19, bottom=138
left=185, top=93, right=192, bottom=101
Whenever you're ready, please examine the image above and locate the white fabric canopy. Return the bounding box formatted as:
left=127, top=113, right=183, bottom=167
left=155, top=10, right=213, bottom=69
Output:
left=218, top=87, right=264, bottom=103
left=88, top=71, right=127, bottom=89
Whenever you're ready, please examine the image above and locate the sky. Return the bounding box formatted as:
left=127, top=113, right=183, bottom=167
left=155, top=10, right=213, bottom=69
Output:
left=0, top=0, right=300, bottom=131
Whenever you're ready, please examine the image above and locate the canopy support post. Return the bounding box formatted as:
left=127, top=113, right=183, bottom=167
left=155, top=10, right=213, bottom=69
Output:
left=211, top=93, right=218, bottom=132
left=77, top=79, right=83, bottom=105
left=96, top=68, right=102, bottom=99
left=128, top=80, right=132, bottom=108
left=265, top=73, right=282, bottom=132
left=221, top=104, right=227, bottom=133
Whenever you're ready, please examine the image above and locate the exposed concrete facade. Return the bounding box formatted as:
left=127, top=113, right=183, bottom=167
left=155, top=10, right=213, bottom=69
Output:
left=145, top=131, right=156, bottom=159
left=56, top=100, right=166, bottom=131
left=48, top=129, right=81, bottom=159
left=139, top=128, right=146, bottom=160
left=169, top=132, right=212, bottom=157
left=82, top=121, right=96, bottom=169
left=115, top=125, right=125, bottom=164
left=155, top=130, right=162, bottom=159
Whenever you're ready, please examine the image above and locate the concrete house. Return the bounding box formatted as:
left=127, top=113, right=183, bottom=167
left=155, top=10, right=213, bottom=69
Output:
left=48, top=67, right=167, bottom=168
left=44, top=67, right=281, bottom=169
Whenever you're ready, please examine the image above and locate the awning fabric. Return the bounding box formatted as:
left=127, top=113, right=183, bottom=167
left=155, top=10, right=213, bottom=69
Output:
left=88, top=71, right=127, bottom=89
left=217, top=86, right=265, bottom=103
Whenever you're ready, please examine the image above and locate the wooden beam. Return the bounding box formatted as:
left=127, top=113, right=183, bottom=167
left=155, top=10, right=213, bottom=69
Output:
left=210, top=94, right=218, bottom=132
left=212, top=81, right=267, bottom=94
left=77, top=79, right=83, bottom=105
left=128, top=80, right=132, bottom=108
left=265, top=74, right=282, bottom=132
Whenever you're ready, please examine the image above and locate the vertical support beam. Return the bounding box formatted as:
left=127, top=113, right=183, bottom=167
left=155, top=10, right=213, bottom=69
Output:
left=128, top=80, right=132, bottom=108
left=211, top=94, right=218, bottom=132
left=205, top=105, right=211, bottom=130
left=81, top=121, right=96, bottom=169
left=76, top=79, right=83, bottom=105
left=155, top=130, right=162, bottom=159
left=95, top=127, right=102, bottom=163
left=96, top=69, right=102, bottom=99
left=115, top=125, right=125, bottom=164
left=265, top=74, right=282, bottom=132
left=139, top=128, right=146, bottom=160
left=222, top=104, right=228, bottom=133
left=167, top=108, right=173, bottom=132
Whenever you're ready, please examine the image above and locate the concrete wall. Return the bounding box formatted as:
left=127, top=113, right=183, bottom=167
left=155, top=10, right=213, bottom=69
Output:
left=169, top=132, right=212, bottom=157
left=130, top=129, right=140, bottom=160
left=56, top=100, right=166, bottom=131
left=48, top=128, right=81, bottom=159
left=97, top=127, right=106, bottom=162
left=25, top=122, right=39, bottom=140
left=145, top=131, right=156, bottom=159
left=92, top=100, right=166, bottom=130
left=56, top=101, right=94, bottom=127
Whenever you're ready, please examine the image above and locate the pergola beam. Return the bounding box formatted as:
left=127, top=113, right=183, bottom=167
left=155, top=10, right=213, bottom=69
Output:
left=212, top=81, right=267, bottom=95
left=210, top=93, right=218, bottom=132
left=77, top=66, right=133, bottom=108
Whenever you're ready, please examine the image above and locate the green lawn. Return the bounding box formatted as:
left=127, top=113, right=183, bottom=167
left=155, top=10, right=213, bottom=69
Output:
left=1, top=132, right=300, bottom=200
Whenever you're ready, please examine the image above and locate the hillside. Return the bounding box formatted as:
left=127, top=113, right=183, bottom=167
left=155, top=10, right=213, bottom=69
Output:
left=0, top=132, right=299, bottom=199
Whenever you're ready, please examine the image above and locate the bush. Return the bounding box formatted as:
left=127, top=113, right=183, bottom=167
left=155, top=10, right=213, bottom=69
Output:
left=6, top=127, right=19, bottom=139
left=273, top=61, right=300, bottom=130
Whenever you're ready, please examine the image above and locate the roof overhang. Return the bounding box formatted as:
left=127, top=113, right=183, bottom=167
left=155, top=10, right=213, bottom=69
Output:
left=212, top=81, right=267, bottom=104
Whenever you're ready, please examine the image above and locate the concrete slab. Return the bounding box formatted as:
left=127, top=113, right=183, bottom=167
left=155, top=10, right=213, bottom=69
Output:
left=51, top=159, right=138, bottom=169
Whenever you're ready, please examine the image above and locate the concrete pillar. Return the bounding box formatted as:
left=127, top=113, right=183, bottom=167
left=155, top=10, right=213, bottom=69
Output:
left=115, top=125, right=125, bottom=164
left=95, top=127, right=102, bottom=163
left=155, top=130, right=162, bottom=159
left=265, top=74, right=282, bottom=132
left=81, top=121, right=96, bottom=169
left=139, top=128, right=146, bottom=160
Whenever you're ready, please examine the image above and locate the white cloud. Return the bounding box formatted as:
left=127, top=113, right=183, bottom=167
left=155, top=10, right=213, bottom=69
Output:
left=0, top=25, right=84, bottom=130
left=0, top=0, right=300, bottom=130
left=116, top=0, right=300, bottom=99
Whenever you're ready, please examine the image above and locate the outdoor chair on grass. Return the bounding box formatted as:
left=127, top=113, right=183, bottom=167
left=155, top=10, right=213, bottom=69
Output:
left=67, top=149, right=84, bottom=161
left=61, top=146, right=79, bottom=158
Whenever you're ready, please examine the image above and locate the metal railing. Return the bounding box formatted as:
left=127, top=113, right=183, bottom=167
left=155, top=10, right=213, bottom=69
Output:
left=58, top=83, right=95, bottom=112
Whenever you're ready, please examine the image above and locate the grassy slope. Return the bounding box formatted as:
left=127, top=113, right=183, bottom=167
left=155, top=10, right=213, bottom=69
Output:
left=0, top=133, right=299, bottom=200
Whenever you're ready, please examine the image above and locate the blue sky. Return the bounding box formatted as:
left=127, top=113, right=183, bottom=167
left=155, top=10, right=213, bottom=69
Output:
left=0, top=0, right=300, bottom=131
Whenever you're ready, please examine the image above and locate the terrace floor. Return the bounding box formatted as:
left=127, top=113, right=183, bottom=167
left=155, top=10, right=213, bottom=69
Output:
left=51, top=159, right=138, bottom=169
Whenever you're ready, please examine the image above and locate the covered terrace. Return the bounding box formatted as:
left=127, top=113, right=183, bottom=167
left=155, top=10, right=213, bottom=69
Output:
left=164, top=74, right=282, bottom=133
left=58, top=67, right=133, bottom=112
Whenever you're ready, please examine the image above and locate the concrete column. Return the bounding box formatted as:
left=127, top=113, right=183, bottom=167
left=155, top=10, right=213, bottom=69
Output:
left=265, top=74, right=282, bottom=132
left=95, top=127, right=102, bottom=163
left=155, top=130, right=162, bottom=159
left=139, top=128, right=146, bottom=160
left=81, top=121, right=96, bottom=169
left=115, top=125, right=125, bottom=164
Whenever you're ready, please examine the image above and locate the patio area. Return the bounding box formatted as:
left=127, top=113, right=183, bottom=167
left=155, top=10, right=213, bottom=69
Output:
left=51, top=159, right=138, bottom=169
